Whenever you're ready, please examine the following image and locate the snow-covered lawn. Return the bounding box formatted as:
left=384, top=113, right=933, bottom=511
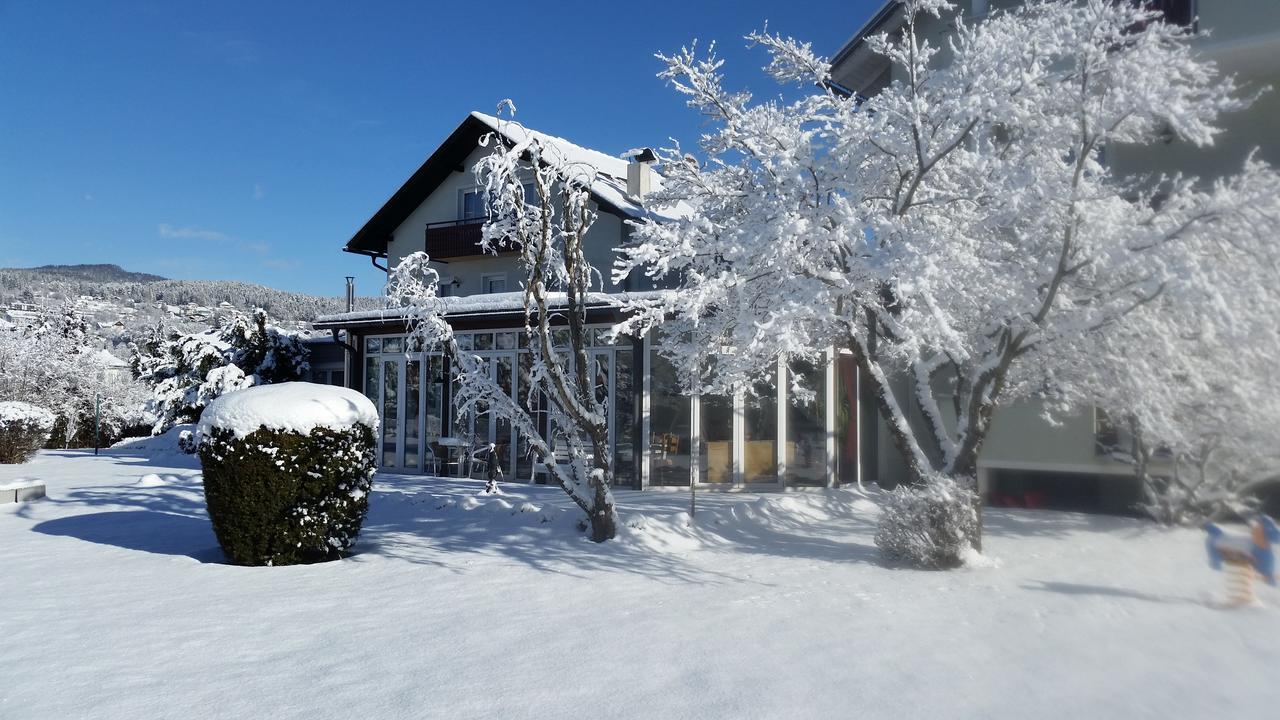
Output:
left=2, top=444, right=1276, bottom=719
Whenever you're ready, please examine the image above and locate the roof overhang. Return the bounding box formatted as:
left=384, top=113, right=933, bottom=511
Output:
left=828, top=1, right=904, bottom=95
left=343, top=114, right=652, bottom=259
left=312, top=290, right=661, bottom=331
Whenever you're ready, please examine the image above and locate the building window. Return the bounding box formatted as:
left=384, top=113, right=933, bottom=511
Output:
left=1148, top=0, right=1196, bottom=27
left=482, top=274, right=507, bottom=294
left=461, top=183, right=538, bottom=221
left=460, top=189, right=487, bottom=221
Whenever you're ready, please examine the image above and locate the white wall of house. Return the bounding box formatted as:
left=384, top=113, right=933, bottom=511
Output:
left=384, top=145, right=631, bottom=296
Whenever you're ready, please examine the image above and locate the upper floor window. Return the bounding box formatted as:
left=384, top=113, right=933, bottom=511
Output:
left=1141, top=0, right=1197, bottom=28
left=482, top=274, right=507, bottom=294
left=461, top=189, right=488, bottom=221
left=459, top=183, right=541, bottom=221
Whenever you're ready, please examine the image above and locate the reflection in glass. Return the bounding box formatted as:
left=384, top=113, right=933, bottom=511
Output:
left=614, top=348, right=635, bottom=487
left=382, top=360, right=399, bottom=467
left=364, top=358, right=379, bottom=404
left=744, top=379, right=777, bottom=482
left=788, top=360, right=827, bottom=486
left=405, top=360, right=420, bottom=469
left=649, top=354, right=691, bottom=486
left=517, top=352, right=540, bottom=481
left=836, top=354, right=859, bottom=485
left=699, top=392, right=734, bottom=484
left=495, top=355, right=514, bottom=476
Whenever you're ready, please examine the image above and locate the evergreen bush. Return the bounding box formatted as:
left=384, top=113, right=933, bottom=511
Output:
left=0, top=401, right=56, bottom=464
left=198, top=421, right=376, bottom=566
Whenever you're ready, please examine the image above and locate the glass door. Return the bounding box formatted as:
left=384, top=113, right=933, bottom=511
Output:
left=492, top=352, right=517, bottom=477
left=381, top=357, right=401, bottom=469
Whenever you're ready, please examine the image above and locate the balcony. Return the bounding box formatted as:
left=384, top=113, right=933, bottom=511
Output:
left=424, top=219, right=488, bottom=259
left=1143, top=0, right=1197, bottom=28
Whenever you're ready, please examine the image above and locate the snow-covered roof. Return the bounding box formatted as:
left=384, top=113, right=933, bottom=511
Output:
left=345, top=112, right=684, bottom=256
left=92, top=349, right=130, bottom=368
left=314, top=290, right=663, bottom=328
left=469, top=112, right=675, bottom=221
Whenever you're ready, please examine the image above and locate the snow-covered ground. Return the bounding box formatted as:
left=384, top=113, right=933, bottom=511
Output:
left=2, top=442, right=1277, bottom=719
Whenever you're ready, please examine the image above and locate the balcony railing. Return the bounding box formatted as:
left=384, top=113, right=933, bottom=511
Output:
left=424, top=219, right=488, bottom=259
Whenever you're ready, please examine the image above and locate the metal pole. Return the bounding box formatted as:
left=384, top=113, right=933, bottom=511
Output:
left=94, top=390, right=100, bottom=456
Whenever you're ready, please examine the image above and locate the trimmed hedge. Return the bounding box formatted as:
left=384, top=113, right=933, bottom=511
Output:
left=199, top=423, right=376, bottom=565
left=0, top=402, right=56, bottom=464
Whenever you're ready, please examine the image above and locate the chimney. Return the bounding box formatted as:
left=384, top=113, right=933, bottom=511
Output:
left=625, top=147, right=657, bottom=200
left=345, top=276, right=355, bottom=312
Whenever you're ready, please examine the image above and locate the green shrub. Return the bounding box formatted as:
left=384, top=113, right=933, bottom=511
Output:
left=198, top=423, right=376, bottom=565
left=0, top=401, right=56, bottom=464
left=875, top=474, right=980, bottom=569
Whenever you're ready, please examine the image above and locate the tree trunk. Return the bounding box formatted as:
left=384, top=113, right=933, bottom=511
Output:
left=587, top=426, right=617, bottom=542
left=588, top=491, right=617, bottom=543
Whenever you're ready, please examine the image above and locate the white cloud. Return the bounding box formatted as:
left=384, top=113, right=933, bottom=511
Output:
left=158, top=223, right=230, bottom=243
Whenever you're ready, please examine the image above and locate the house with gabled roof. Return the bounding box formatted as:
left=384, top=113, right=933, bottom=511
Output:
left=316, top=112, right=862, bottom=491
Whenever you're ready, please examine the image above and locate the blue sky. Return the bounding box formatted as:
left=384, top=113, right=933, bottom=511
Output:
left=0, top=0, right=875, bottom=297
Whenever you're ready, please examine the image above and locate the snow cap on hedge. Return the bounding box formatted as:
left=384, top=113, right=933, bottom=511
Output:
left=0, top=401, right=56, bottom=431
left=197, top=382, right=378, bottom=440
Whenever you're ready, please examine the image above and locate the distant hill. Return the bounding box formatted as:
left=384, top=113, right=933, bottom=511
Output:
left=0, top=264, right=379, bottom=325
left=22, top=263, right=167, bottom=284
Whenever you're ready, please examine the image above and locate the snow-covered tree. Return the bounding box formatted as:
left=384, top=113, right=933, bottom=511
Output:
left=389, top=106, right=620, bottom=542
left=616, top=0, right=1280, bottom=549
left=0, top=321, right=149, bottom=447
left=1063, top=179, right=1280, bottom=524
left=131, top=309, right=309, bottom=433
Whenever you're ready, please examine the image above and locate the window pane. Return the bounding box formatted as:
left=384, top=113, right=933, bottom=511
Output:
left=426, top=356, right=445, bottom=443
left=456, top=334, right=472, bottom=351
left=835, top=354, right=859, bottom=485
left=365, top=337, right=381, bottom=355
left=649, top=354, right=691, bottom=486
left=474, top=333, right=494, bottom=350
left=699, top=392, right=734, bottom=484
left=364, top=358, right=379, bottom=403
left=405, top=360, right=420, bottom=469
left=494, top=356, right=515, bottom=477
left=495, top=332, right=517, bottom=350
left=614, top=348, right=636, bottom=487
left=788, top=360, right=827, bottom=486
left=744, top=380, right=777, bottom=482
left=382, top=360, right=399, bottom=467
left=462, top=189, right=487, bottom=220
left=382, top=336, right=403, bottom=354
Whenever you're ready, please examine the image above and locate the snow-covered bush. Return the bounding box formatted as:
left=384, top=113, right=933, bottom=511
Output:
left=196, top=383, right=377, bottom=566
left=132, top=308, right=309, bottom=433
left=875, top=475, right=979, bottom=569
left=0, top=401, right=56, bottom=463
